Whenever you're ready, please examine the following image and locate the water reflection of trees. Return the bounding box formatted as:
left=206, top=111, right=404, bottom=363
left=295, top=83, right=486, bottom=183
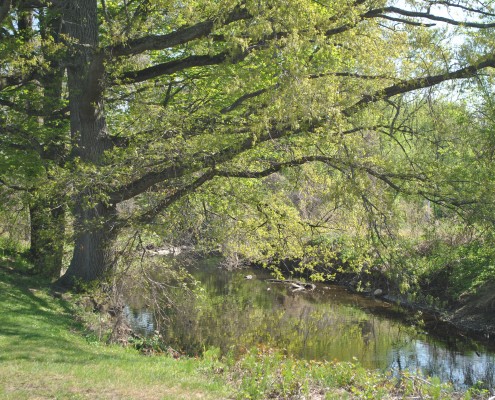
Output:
left=125, top=264, right=495, bottom=390
left=144, top=270, right=414, bottom=370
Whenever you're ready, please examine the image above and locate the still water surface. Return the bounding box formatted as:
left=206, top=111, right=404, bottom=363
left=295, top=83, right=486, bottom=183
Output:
left=125, top=260, right=495, bottom=390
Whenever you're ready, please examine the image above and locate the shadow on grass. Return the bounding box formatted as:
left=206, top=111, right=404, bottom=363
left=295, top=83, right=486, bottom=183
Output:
left=0, top=268, right=119, bottom=365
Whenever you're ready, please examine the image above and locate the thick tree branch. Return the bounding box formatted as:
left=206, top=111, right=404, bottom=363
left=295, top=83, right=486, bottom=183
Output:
left=221, top=71, right=401, bottom=115
left=418, top=190, right=478, bottom=209
left=137, top=158, right=336, bottom=223
left=221, top=87, right=272, bottom=114
left=115, top=34, right=271, bottom=85
left=137, top=171, right=216, bottom=223
left=137, top=154, right=427, bottom=222
left=370, top=14, right=435, bottom=27
left=0, top=71, right=38, bottom=91
left=118, top=53, right=229, bottom=84
left=345, top=55, right=495, bottom=114
left=106, top=6, right=251, bottom=58
left=364, top=6, right=495, bottom=29
left=0, top=177, right=28, bottom=191
left=310, top=71, right=402, bottom=81
left=107, top=124, right=293, bottom=204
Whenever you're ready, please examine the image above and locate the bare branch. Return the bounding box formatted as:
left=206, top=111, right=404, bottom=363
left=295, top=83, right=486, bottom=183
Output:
left=425, top=1, right=495, bottom=18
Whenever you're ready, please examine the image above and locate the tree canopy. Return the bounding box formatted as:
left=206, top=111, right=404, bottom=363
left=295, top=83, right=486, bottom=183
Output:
left=1, top=0, right=495, bottom=285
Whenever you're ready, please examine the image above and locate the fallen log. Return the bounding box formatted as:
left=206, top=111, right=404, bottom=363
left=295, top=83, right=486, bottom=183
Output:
left=267, top=279, right=316, bottom=291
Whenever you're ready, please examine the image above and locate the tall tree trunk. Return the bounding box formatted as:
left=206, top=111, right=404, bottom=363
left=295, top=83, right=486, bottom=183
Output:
left=61, top=203, right=117, bottom=284
left=28, top=6, right=67, bottom=278
left=58, top=0, right=116, bottom=286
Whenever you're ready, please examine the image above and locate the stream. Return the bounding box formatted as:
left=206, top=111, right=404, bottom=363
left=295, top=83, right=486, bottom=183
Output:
left=124, top=259, right=495, bottom=390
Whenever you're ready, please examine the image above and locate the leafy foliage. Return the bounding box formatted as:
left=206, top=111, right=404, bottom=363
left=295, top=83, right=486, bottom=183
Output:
left=1, top=0, right=495, bottom=292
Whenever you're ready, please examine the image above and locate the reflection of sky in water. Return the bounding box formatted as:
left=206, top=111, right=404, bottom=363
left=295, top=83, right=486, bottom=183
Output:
left=389, top=341, right=495, bottom=389
left=124, top=264, right=495, bottom=390
left=124, top=305, right=154, bottom=334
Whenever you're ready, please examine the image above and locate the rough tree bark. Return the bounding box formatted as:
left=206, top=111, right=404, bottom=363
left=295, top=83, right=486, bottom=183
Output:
left=0, top=0, right=11, bottom=25
left=57, top=0, right=116, bottom=285
left=29, top=200, right=65, bottom=277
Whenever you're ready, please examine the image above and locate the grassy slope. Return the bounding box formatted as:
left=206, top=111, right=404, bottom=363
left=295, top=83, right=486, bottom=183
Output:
left=0, top=260, right=229, bottom=400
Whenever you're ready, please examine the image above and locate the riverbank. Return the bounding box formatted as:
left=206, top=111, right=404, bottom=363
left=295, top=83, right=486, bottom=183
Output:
left=265, top=256, right=495, bottom=342
left=0, top=251, right=490, bottom=399
left=332, top=267, right=495, bottom=342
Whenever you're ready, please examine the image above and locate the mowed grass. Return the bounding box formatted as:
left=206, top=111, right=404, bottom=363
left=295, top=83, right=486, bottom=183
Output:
left=0, top=257, right=230, bottom=400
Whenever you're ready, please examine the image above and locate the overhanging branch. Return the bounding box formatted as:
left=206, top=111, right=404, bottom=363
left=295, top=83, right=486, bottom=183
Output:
left=109, top=52, right=495, bottom=205
left=135, top=154, right=428, bottom=222
left=345, top=55, right=495, bottom=114
left=364, top=6, right=495, bottom=28
left=117, top=53, right=229, bottom=84
left=137, top=171, right=216, bottom=223
left=106, top=6, right=251, bottom=58
left=425, top=1, right=495, bottom=18
left=107, top=124, right=292, bottom=204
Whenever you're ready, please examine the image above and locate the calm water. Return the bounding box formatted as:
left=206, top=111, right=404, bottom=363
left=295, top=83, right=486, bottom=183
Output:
left=125, top=260, right=495, bottom=390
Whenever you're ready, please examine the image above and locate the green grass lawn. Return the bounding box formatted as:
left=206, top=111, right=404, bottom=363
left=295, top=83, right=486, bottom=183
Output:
left=0, top=258, right=230, bottom=400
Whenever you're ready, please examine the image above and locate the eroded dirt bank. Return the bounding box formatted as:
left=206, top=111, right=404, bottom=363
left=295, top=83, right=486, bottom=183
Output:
left=444, top=282, right=495, bottom=340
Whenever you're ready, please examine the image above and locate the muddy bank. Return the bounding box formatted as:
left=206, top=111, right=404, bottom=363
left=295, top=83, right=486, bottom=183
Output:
left=444, top=282, right=495, bottom=340
left=255, top=259, right=495, bottom=342
left=339, top=272, right=495, bottom=341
